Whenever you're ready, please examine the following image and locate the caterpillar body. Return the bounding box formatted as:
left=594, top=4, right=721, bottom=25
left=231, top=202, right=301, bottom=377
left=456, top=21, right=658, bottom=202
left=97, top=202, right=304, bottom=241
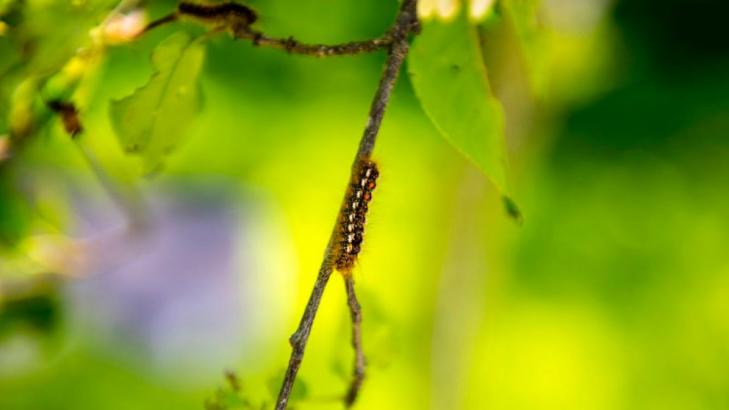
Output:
left=335, top=159, right=379, bottom=273
left=178, top=2, right=258, bottom=25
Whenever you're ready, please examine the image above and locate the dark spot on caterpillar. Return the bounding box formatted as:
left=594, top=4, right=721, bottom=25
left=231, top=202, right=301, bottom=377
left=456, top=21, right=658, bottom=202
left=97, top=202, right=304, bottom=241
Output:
left=47, top=100, right=82, bottom=138
left=335, top=159, right=379, bottom=273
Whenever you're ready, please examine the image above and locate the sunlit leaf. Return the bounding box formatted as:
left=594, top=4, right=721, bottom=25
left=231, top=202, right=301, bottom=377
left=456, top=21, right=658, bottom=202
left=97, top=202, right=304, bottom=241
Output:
left=9, top=77, right=51, bottom=139
left=41, top=52, right=100, bottom=103
left=409, top=11, right=511, bottom=196
left=1, top=1, right=110, bottom=136
left=110, top=32, right=205, bottom=175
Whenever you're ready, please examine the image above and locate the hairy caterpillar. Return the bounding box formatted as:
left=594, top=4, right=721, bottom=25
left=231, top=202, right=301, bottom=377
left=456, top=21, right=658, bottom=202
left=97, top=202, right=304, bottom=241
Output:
left=335, top=159, right=379, bottom=273
left=178, top=1, right=257, bottom=26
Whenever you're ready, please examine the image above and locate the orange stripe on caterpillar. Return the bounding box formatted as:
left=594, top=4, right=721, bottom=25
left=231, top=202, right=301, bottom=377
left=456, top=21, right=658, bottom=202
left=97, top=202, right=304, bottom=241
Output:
left=335, top=159, right=379, bottom=273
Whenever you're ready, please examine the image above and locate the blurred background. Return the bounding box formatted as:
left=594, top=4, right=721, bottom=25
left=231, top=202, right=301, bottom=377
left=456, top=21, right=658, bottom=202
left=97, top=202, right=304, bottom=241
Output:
left=1, top=0, right=729, bottom=408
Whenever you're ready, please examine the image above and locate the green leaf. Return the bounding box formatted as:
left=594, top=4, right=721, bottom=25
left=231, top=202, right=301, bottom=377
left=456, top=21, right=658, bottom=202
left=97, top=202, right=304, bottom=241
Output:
left=502, top=0, right=548, bottom=96
left=110, top=32, right=205, bottom=175
left=409, top=11, right=510, bottom=194
left=0, top=167, right=31, bottom=245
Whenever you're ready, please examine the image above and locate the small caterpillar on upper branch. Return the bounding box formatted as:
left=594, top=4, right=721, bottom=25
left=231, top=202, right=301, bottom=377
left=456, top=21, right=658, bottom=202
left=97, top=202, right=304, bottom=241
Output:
left=335, top=159, right=379, bottom=273
left=178, top=1, right=257, bottom=31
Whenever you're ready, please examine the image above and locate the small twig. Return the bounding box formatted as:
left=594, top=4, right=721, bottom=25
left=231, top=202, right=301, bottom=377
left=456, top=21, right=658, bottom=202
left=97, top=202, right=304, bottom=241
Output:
left=47, top=100, right=147, bottom=230
left=139, top=12, right=178, bottom=36
left=274, top=250, right=335, bottom=410
left=343, top=275, right=365, bottom=407
left=139, top=2, right=400, bottom=58
left=274, top=1, right=419, bottom=409
left=74, top=142, right=147, bottom=230
left=236, top=29, right=392, bottom=57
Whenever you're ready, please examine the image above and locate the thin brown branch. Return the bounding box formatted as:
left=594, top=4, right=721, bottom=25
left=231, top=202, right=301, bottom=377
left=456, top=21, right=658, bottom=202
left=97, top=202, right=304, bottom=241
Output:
left=344, top=275, right=365, bottom=407
left=274, top=1, right=419, bottom=409
left=274, top=246, right=335, bottom=410
left=74, top=142, right=147, bottom=230
left=139, top=12, right=178, bottom=36
left=139, top=2, right=401, bottom=58
left=236, top=29, right=392, bottom=57
left=47, top=101, right=147, bottom=230
left=355, top=2, right=420, bottom=159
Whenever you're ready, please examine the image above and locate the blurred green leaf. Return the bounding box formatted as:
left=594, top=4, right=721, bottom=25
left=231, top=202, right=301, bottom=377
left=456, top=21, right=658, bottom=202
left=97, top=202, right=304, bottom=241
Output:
left=205, top=389, right=250, bottom=410
left=409, top=11, right=510, bottom=195
left=502, top=0, right=548, bottom=96
left=110, top=32, right=205, bottom=175
left=9, top=77, right=51, bottom=140
left=40, top=55, right=92, bottom=104
left=0, top=275, right=61, bottom=337
left=0, top=168, right=30, bottom=245
left=13, top=0, right=116, bottom=75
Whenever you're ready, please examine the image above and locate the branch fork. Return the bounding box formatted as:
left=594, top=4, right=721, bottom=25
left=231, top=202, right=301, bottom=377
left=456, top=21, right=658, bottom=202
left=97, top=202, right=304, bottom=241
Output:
left=136, top=1, right=419, bottom=407
left=274, top=1, right=419, bottom=408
